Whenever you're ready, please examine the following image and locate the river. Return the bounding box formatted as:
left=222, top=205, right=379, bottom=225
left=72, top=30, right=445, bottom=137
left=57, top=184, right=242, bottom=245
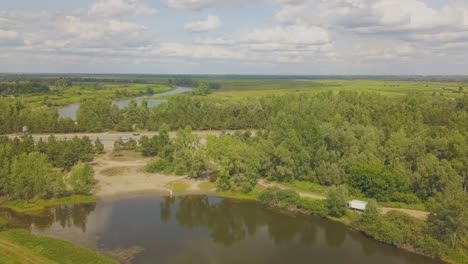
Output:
left=57, top=86, right=191, bottom=120
left=2, top=195, right=437, bottom=264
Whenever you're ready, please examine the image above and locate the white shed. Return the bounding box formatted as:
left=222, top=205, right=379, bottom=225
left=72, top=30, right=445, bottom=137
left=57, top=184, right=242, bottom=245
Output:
left=348, top=200, right=368, bottom=211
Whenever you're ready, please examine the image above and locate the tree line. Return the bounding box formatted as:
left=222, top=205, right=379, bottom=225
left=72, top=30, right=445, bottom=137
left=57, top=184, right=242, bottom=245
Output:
left=0, top=136, right=100, bottom=200
left=0, top=82, right=50, bottom=95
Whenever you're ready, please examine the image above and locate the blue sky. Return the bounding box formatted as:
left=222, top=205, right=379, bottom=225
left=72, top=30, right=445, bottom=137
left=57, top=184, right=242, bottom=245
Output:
left=0, top=0, right=467, bottom=75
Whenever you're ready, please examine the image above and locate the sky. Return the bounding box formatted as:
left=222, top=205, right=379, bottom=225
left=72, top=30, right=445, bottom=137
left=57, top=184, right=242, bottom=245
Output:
left=0, top=0, right=468, bottom=75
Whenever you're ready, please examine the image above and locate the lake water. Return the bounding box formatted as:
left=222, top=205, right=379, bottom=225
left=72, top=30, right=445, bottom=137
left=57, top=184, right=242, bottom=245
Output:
left=57, top=86, right=191, bottom=120
left=2, top=195, right=438, bottom=264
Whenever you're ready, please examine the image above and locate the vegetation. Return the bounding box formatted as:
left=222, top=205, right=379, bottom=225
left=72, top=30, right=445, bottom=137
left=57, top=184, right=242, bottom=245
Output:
left=1, top=75, right=467, bottom=262
left=326, top=186, right=349, bottom=217
left=0, top=195, right=97, bottom=213
left=0, top=81, right=49, bottom=95
left=0, top=229, right=117, bottom=264
left=69, top=163, right=94, bottom=194
left=167, top=181, right=188, bottom=193
left=0, top=136, right=98, bottom=202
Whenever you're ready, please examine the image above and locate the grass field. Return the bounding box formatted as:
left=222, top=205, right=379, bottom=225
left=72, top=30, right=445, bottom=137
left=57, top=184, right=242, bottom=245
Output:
left=0, top=229, right=117, bottom=264
left=209, top=79, right=467, bottom=98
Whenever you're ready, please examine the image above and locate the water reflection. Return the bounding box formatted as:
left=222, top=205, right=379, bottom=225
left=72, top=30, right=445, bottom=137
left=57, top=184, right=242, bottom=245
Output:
left=0, top=203, right=96, bottom=232
left=1, top=195, right=437, bottom=264
left=161, top=196, right=328, bottom=247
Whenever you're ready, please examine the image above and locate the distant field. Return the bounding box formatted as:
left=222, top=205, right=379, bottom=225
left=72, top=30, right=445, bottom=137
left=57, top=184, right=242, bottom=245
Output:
left=18, top=82, right=172, bottom=107
left=209, top=79, right=467, bottom=98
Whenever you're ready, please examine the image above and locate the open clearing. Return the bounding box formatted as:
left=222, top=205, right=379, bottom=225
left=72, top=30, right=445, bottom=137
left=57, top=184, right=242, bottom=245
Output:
left=93, top=151, right=212, bottom=197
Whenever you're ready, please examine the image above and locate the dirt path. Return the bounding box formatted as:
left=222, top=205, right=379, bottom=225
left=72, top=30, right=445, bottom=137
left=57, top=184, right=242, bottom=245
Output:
left=0, top=239, right=54, bottom=264
left=257, top=180, right=429, bottom=220
left=93, top=151, right=206, bottom=197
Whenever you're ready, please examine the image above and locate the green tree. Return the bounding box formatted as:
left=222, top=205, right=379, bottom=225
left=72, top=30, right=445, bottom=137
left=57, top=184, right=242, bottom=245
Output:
left=10, top=152, right=50, bottom=200
left=349, top=161, right=409, bottom=201
left=69, top=163, right=94, bottom=194
left=326, top=185, right=349, bottom=217
left=428, top=188, right=468, bottom=248
left=94, top=138, right=104, bottom=154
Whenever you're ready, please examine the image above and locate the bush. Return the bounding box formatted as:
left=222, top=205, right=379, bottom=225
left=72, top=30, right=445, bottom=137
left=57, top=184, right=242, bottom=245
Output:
left=390, top=192, right=421, bottom=204
left=297, top=198, right=329, bottom=217
left=371, top=219, right=404, bottom=244
left=326, top=185, right=349, bottom=217
left=69, top=163, right=94, bottom=194
left=0, top=217, right=8, bottom=231
left=145, top=159, right=171, bottom=173
left=258, top=187, right=299, bottom=207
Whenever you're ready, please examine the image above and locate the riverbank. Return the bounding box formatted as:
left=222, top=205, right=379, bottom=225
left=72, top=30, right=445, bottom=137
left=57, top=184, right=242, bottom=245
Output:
left=0, top=149, right=463, bottom=264
left=0, top=229, right=117, bottom=264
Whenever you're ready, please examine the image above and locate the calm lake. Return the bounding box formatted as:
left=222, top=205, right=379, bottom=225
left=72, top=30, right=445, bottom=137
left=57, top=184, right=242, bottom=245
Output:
left=57, top=86, right=191, bottom=120
left=3, top=195, right=437, bottom=264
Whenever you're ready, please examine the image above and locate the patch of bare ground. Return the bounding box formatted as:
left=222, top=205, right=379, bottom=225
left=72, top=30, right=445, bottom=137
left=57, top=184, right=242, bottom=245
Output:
left=93, top=151, right=212, bottom=197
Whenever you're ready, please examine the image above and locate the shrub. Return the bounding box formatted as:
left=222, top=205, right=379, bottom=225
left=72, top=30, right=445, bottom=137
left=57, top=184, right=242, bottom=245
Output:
left=326, top=185, right=349, bottom=217
left=69, top=163, right=94, bottom=194
left=390, top=192, right=421, bottom=204
left=258, top=187, right=299, bottom=207
left=0, top=217, right=8, bottom=231
left=297, top=198, right=329, bottom=217
left=145, top=159, right=171, bottom=173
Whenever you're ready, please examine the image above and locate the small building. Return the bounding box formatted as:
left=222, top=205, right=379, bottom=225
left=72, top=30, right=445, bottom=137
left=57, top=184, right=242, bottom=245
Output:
left=348, top=200, right=368, bottom=211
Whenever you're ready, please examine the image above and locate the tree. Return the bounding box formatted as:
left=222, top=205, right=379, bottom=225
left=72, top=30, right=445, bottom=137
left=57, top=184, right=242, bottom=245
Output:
left=10, top=152, right=50, bottom=200
left=361, top=199, right=381, bottom=224
left=94, top=138, right=104, bottom=154
left=326, top=185, right=349, bottom=217
left=69, top=163, right=94, bottom=194
left=349, top=161, right=409, bottom=201
left=428, top=188, right=468, bottom=248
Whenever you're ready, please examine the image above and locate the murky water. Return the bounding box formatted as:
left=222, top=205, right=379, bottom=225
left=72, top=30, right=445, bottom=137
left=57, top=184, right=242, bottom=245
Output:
left=2, top=195, right=438, bottom=264
left=57, top=86, right=191, bottom=120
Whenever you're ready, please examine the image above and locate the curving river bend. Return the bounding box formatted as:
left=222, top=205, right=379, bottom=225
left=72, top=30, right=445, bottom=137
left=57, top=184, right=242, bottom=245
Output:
left=3, top=195, right=438, bottom=264
left=57, top=86, right=191, bottom=120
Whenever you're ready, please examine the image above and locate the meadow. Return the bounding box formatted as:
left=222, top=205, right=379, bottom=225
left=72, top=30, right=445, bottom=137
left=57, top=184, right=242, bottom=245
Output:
left=208, top=79, right=467, bottom=98
left=16, top=82, right=172, bottom=107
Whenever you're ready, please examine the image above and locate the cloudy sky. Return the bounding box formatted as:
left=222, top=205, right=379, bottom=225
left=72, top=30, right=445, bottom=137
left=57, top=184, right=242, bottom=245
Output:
left=0, top=0, right=467, bottom=74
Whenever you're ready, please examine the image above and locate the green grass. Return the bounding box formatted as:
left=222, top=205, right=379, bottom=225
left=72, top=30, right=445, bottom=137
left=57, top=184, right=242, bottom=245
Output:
left=379, top=201, right=428, bottom=211
left=209, top=79, right=466, bottom=98
left=0, top=229, right=117, bottom=264
left=283, top=180, right=331, bottom=195
left=167, top=181, right=188, bottom=193
left=100, top=166, right=132, bottom=177
left=0, top=195, right=97, bottom=213
left=198, top=181, right=216, bottom=191
left=18, top=82, right=173, bottom=107
left=216, top=186, right=265, bottom=201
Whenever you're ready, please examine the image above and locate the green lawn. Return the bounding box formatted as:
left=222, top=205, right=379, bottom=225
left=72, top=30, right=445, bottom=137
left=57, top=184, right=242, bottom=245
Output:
left=0, top=229, right=117, bottom=264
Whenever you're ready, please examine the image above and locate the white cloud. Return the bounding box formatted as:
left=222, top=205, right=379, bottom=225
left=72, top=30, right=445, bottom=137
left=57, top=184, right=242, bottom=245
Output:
left=90, top=0, right=158, bottom=17
left=276, top=0, right=468, bottom=37
left=184, top=15, right=222, bottom=33
left=152, top=42, right=246, bottom=60
left=240, top=25, right=329, bottom=46
left=0, top=29, right=19, bottom=40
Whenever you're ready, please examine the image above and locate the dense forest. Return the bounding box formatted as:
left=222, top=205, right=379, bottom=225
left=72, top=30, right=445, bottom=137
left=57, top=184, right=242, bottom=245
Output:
left=0, top=82, right=50, bottom=95
left=0, top=83, right=466, bottom=261
left=0, top=136, right=98, bottom=200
